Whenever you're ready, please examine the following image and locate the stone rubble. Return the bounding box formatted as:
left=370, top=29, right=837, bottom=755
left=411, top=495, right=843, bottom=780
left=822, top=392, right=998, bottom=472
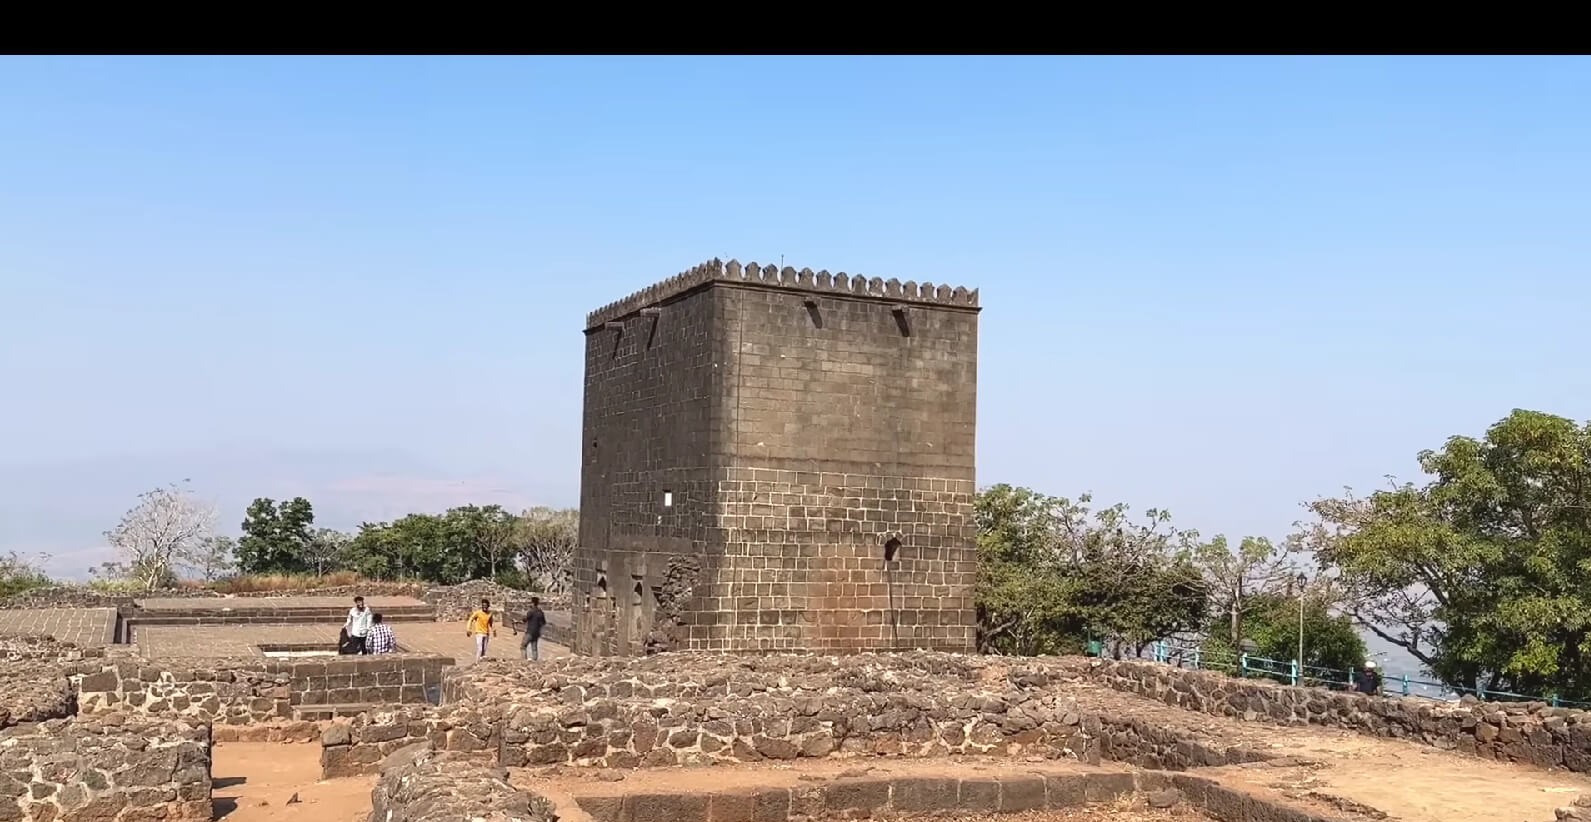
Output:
left=0, top=713, right=212, bottom=822
left=369, top=743, right=556, bottom=822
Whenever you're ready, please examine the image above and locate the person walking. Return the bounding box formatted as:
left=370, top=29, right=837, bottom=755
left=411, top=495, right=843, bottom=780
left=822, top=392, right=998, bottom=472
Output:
left=344, top=596, right=374, bottom=655
left=518, top=597, right=547, bottom=662
left=466, top=598, right=497, bottom=660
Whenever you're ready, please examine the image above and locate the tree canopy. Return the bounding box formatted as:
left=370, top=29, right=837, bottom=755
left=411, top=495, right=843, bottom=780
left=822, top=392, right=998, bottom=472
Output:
left=975, top=484, right=1208, bottom=657
left=1293, top=408, right=1591, bottom=700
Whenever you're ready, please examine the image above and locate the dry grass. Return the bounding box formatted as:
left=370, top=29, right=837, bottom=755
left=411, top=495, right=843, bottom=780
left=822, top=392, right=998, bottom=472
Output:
left=211, top=571, right=369, bottom=593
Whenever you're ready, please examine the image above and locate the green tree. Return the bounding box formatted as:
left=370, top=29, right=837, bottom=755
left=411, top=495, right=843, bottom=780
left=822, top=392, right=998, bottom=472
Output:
left=975, top=484, right=1208, bottom=657
left=345, top=513, right=468, bottom=582
left=0, top=551, right=52, bottom=599
left=190, top=535, right=237, bottom=582
left=1200, top=589, right=1367, bottom=681
left=513, top=507, right=577, bottom=592
left=236, top=496, right=316, bottom=574
left=1293, top=408, right=1591, bottom=699
left=1192, top=534, right=1297, bottom=649
left=302, top=528, right=351, bottom=577
left=443, top=504, right=517, bottom=579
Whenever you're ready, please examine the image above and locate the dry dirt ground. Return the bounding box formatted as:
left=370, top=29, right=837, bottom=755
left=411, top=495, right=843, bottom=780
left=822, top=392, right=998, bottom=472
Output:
left=211, top=743, right=372, bottom=822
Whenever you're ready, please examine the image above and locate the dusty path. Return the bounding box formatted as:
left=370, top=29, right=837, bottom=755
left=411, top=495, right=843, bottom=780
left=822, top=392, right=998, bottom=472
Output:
left=1071, top=682, right=1591, bottom=822
left=211, top=742, right=372, bottom=822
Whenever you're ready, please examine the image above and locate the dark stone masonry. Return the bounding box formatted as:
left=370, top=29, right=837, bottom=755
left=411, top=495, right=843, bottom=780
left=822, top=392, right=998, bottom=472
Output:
left=76, top=651, right=452, bottom=724
left=0, top=715, right=212, bottom=822
left=576, top=259, right=981, bottom=656
left=321, top=653, right=1274, bottom=779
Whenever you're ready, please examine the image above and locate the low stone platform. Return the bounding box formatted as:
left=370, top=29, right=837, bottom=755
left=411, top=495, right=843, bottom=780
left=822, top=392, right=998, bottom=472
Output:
left=136, top=621, right=571, bottom=663
left=0, top=607, right=116, bottom=647
left=134, top=595, right=424, bottom=611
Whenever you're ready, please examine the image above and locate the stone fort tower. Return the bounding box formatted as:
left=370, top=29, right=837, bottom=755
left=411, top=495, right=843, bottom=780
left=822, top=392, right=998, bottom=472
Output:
left=573, top=259, right=980, bottom=655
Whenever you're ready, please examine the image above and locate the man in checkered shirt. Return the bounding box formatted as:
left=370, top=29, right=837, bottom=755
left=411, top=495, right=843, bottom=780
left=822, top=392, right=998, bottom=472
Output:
left=365, top=612, right=396, bottom=654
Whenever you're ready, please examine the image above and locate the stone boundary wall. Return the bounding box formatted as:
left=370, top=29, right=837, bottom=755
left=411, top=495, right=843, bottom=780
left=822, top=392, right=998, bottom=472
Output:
left=0, top=580, right=568, bottom=615
left=0, top=715, right=212, bottom=821
left=370, top=743, right=556, bottom=822
left=77, top=653, right=452, bottom=724
left=324, top=653, right=1275, bottom=778
left=1088, top=657, right=1591, bottom=772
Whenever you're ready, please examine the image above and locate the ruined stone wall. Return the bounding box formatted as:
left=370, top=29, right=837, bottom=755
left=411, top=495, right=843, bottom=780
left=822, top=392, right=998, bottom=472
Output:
left=1089, top=657, right=1591, bottom=772
left=0, top=635, right=95, bottom=729
left=576, top=259, right=980, bottom=656
left=76, top=654, right=451, bottom=724
left=0, top=715, right=211, bottom=821
left=369, top=743, right=556, bottom=822
left=324, top=652, right=1271, bottom=778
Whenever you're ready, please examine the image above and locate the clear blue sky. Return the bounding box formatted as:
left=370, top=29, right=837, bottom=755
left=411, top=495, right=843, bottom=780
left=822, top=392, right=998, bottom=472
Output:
left=3, top=56, right=1588, bottom=578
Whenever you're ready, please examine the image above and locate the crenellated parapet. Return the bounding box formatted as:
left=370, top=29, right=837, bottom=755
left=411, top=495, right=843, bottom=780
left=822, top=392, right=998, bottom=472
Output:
left=584, top=258, right=980, bottom=330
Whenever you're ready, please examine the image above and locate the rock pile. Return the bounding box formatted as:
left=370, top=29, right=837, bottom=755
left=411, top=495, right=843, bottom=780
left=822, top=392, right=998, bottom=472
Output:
left=0, top=635, right=78, bottom=729
left=370, top=743, right=556, bottom=822
left=420, top=580, right=567, bottom=621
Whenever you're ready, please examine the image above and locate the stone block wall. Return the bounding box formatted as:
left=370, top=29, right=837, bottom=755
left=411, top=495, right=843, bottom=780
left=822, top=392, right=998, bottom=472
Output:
left=320, top=705, right=498, bottom=777
left=0, top=715, right=211, bottom=821
left=76, top=654, right=452, bottom=724
left=576, top=259, right=980, bottom=657
left=1089, top=657, right=1591, bottom=773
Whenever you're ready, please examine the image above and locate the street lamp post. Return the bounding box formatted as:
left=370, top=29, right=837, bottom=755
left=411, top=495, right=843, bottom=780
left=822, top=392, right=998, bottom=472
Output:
left=1296, top=572, right=1308, bottom=678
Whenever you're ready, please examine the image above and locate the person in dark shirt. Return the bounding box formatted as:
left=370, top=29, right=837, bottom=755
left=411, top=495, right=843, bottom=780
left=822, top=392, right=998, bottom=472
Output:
left=518, top=597, right=547, bottom=662
left=1354, top=660, right=1382, bottom=695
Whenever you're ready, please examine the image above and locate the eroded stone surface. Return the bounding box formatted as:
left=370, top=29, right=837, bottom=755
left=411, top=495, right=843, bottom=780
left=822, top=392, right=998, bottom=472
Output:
left=370, top=743, right=556, bottom=822
left=0, top=713, right=211, bottom=821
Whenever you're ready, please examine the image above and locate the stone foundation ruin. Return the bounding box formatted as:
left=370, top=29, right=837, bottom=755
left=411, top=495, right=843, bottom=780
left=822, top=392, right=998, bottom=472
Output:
left=8, top=612, right=1591, bottom=822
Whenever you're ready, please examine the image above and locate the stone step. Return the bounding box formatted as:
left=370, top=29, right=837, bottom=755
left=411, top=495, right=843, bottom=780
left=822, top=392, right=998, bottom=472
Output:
left=292, top=703, right=379, bottom=721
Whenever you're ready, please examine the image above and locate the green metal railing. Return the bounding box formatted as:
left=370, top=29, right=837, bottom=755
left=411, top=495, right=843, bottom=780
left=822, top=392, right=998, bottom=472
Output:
left=1097, top=640, right=1591, bottom=709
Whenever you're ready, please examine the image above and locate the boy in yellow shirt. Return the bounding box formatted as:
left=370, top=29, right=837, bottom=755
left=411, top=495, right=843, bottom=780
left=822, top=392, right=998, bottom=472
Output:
left=465, top=597, right=497, bottom=660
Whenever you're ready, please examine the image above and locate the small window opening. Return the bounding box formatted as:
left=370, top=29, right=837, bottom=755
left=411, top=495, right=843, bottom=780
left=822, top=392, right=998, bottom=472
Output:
left=883, top=538, right=901, bottom=563
left=662, top=490, right=674, bottom=508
